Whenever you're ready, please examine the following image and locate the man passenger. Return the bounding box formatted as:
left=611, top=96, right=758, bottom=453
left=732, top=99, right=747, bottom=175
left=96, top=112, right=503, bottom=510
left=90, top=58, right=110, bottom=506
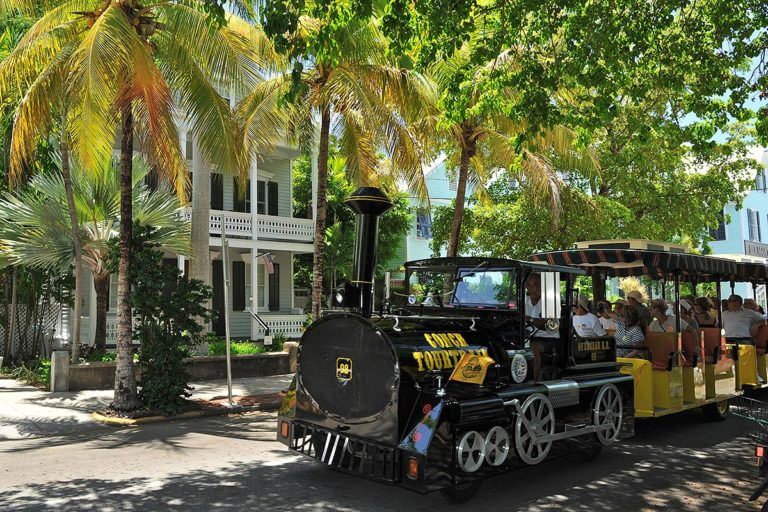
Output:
left=525, top=273, right=559, bottom=380
left=722, top=294, right=767, bottom=341
left=648, top=299, right=696, bottom=336
left=573, top=295, right=608, bottom=338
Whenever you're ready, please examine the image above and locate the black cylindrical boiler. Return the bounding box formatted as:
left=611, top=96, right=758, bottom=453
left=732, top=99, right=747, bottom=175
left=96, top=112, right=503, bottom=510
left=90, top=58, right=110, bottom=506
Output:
left=344, top=187, right=393, bottom=316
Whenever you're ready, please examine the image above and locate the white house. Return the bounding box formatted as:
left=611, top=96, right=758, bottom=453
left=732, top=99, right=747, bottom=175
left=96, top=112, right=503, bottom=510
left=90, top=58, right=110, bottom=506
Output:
left=69, top=97, right=315, bottom=345
left=708, top=146, right=768, bottom=309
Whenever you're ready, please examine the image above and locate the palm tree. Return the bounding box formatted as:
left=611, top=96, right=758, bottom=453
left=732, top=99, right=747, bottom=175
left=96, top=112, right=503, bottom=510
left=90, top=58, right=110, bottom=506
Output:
left=0, top=155, right=190, bottom=354
left=238, top=16, right=434, bottom=319
left=429, top=47, right=600, bottom=257
left=0, top=1, right=272, bottom=410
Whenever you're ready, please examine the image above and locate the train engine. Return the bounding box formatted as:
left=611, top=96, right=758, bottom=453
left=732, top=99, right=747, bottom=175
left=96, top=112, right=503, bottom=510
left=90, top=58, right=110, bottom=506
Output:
left=277, top=187, right=633, bottom=501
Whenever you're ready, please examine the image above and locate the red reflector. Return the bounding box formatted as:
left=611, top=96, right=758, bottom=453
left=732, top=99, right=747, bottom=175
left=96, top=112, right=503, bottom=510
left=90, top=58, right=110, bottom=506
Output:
left=757, top=445, right=765, bottom=458
left=407, top=457, right=419, bottom=480
left=280, top=421, right=290, bottom=438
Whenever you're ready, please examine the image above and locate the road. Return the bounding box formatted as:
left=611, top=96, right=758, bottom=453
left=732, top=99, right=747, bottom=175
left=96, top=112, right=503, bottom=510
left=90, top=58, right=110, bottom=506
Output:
left=1, top=392, right=765, bottom=511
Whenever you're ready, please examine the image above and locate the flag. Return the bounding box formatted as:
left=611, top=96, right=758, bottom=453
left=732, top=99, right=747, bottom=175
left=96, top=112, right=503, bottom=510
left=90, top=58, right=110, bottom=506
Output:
left=449, top=353, right=496, bottom=385
left=261, top=253, right=274, bottom=274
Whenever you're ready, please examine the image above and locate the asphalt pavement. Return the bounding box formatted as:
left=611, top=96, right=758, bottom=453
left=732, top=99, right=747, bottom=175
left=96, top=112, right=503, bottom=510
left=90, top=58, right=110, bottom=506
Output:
left=0, top=378, right=765, bottom=511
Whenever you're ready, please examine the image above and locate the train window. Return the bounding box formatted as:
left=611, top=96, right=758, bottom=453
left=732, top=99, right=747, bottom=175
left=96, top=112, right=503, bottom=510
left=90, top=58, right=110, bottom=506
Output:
left=407, top=270, right=454, bottom=306
left=454, top=268, right=517, bottom=308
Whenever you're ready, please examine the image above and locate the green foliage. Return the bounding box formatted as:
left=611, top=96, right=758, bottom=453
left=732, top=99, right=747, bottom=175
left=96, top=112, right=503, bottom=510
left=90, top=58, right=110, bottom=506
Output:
left=292, top=147, right=413, bottom=289
left=207, top=332, right=287, bottom=356
left=11, top=358, right=50, bottom=388
left=109, top=224, right=214, bottom=415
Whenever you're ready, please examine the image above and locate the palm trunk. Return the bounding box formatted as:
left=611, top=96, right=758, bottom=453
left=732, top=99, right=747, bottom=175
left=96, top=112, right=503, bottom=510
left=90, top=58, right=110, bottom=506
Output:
left=93, top=273, right=109, bottom=354
left=112, top=102, right=140, bottom=411
left=60, top=128, right=84, bottom=362
left=189, top=135, right=211, bottom=329
left=311, top=105, right=331, bottom=320
left=447, top=138, right=475, bottom=258
left=3, top=273, right=10, bottom=364
left=8, top=268, right=17, bottom=362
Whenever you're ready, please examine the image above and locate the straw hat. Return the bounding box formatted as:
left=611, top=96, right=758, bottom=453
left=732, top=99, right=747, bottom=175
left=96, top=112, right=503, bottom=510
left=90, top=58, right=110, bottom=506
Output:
left=627, top=290, right=644, bottom=303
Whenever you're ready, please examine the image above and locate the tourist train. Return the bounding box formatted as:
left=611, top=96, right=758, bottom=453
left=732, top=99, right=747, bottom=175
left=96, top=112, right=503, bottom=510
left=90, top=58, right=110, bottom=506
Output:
left=276, top=187, right=763, bottom=503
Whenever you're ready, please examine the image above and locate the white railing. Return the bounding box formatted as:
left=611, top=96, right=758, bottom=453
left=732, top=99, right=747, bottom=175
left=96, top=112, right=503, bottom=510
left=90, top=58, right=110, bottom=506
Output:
left=257, top=215, right=314, bottom=242
left=180, top=208, right=315, bottom=242
left=254, top=314, right=305, bottom=339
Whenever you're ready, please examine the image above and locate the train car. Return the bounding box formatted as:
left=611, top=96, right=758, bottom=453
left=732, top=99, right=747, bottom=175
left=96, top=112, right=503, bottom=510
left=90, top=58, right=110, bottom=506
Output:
left=531, top=240, right=750, bottom=420
left=277, top=188, right=634, bottom=502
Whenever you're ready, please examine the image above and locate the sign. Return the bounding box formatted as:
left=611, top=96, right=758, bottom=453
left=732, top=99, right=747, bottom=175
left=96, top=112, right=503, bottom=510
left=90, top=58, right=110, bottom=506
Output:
left=336, top=357, right=352, bottom=382
left=745, top=241, right=768, bottom=259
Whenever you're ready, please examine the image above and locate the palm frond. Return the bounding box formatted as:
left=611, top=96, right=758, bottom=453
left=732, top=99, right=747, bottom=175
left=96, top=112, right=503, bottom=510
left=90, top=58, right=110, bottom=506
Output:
left=67, top=4, right=138, bottom=170
left=235, top=75, right=289, bottom=161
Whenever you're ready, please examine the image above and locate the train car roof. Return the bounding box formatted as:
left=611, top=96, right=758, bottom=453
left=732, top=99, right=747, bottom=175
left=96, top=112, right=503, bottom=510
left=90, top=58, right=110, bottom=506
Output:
left=529, top=248, right=762, bottom=281
left=404, top=257, right=586, bottom=275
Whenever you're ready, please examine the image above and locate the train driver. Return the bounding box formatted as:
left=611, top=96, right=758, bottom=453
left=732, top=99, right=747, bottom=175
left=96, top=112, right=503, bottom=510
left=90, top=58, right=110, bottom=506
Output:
left=722, top=294, right=767, bottom=342
left=524, top=273, right=559, bottom=380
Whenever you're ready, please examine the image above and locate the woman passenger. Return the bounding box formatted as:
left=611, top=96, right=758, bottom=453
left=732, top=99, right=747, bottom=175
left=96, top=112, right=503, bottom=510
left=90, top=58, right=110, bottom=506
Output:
left=610, top=306, right=645, bottom=357
left=694, top=297, right=717, bottom=327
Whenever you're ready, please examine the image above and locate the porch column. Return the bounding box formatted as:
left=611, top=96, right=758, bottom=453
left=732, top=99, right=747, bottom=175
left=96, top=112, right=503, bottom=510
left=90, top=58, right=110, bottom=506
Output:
left=251, top=249, right=259, bottom=339
left=290, top=252, right=295, bottom=311
left=177, top=255, right=185, bottom=276
left=250, top=158, right=258, bottom=239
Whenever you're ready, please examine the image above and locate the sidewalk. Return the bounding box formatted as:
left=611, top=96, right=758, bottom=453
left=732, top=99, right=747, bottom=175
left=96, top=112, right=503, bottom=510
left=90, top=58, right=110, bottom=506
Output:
left=0, top=374, right=294, bottom=440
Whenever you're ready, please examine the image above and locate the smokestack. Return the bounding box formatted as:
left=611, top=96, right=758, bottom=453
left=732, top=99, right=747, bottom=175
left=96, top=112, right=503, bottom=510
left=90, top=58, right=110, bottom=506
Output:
left=344, top=187, right=393, bottom=316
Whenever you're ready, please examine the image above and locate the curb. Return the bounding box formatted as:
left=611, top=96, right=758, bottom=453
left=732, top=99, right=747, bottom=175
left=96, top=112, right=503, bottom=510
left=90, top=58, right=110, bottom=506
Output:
left=91, top=400, right=281, bottom=426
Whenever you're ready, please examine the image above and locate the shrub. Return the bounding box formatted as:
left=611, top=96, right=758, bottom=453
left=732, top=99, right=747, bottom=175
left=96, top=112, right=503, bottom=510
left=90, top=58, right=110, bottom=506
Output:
left=262, top=332, right=286, bottom=353
left=208, top=340, right=265, bottom=356
left=109, top=224, right=214, bottom=415
left=12, top=359, right=51, bottom=388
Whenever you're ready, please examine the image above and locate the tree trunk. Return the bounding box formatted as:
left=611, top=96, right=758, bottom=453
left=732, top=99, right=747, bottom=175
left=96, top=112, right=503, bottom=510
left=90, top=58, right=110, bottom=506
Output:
left=189, top=135, right=211, bottom=329
left=60, top=127, right=84, bottom=362
left=8, top=268, right=17, bottom=363
left=447, top=137, right=475, bottom=258
left=3, top=273, right=10, bottom=364
left=93, top=273, right=109, bottom=354
left=311, top=105, right=331, bottom=320
left=112, top=102, right=140, bottom=411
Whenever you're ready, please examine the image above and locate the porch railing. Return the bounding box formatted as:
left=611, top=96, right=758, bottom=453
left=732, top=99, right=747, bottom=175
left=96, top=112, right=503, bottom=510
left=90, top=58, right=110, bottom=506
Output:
left=180, top=208, right=314, bottom=243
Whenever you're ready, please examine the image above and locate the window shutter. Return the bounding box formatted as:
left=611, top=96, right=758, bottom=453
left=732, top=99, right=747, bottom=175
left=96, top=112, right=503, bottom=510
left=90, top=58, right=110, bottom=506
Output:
left=268, top=181, right=278, bottom=216
left=211, top=174, right=223, bottom=210
left=232, top=261, right=245, bottom=311
left=268, top=263, right=280, bottom=311
left=211, top=260, right=225, bottom=336
left=233, top=178, right=246, bottom=213
left=257, top=180, right=266, bottom=214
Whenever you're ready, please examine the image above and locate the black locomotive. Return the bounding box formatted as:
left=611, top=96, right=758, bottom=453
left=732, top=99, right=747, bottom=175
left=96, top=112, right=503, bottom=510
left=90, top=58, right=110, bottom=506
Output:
left=277, top=187, right=633, bottom=502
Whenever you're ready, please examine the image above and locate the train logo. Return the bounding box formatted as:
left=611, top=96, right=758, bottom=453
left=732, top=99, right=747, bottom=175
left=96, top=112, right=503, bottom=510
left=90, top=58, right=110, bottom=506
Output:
left=460, top=356, right=483, bottom=380
left=336, top=357, right=353, bottom=382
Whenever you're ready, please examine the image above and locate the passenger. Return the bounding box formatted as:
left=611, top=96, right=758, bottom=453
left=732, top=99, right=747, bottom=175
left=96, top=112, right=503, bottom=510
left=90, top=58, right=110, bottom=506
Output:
left=680, top=300, right=699, bottom=331
left=694, top=297, right=718, bottom=327
left=614, top=299, right=627, bottom=316
left=597, top=300, right=617, bottom=333
left=524, top=273, right=559, bottom=380
left=572, top=295, right=608, bottom=338
left=744, top=298, right=765, bottom=317
left=626, top=290, right=653, bottom=331
left=722, top=294, right=767, bottom=341
left=612, top=305, right=645, bottom=357
left=648, top=299, right=694, bottom=334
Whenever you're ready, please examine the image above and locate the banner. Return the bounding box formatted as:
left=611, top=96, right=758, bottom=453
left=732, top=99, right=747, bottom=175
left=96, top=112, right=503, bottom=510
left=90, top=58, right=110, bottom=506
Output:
left=261, top=253, right=274, bottom=274
left=449, top=353, right=496, bottom=385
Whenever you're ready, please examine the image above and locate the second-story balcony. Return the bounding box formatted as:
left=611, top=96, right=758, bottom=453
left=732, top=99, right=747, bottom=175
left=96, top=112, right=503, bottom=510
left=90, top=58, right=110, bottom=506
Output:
left=181, top=208, right=315, bottom=243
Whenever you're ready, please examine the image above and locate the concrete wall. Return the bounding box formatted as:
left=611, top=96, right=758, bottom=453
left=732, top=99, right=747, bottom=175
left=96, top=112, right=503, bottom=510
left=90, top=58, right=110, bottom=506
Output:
left=67, top=353, right=291, bottom=391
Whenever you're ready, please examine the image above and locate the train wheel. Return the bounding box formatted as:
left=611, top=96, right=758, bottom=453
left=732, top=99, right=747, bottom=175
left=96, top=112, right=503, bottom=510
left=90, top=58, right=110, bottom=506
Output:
left=440, top=480, right=483, bottom=504
left=514, top=393, right=555, bottom=465
left=593, top=384, right=623, bottom=445
left=703, top=399, right=730, bottom=421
